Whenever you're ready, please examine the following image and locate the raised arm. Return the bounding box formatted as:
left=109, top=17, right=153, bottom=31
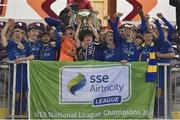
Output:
left=88, top=21, right=99, bottom=42
left=52, top=26, right=62, bottom=50
left=104, top=13, right=122, bottom=33
left=138, top=9, right=147, bottom=34
left=104, top=14, right=124, bottom=46
left=74, top=22, right=81, bottom=48
left=157, top=13, right=174, bottom=42
left=153, top=18, right=164, bottom=48
left=106, top=15, right=116, bottom=31
left=1, top=19, right=14, bottom=47
left=114, top=13, right=123, bottom=28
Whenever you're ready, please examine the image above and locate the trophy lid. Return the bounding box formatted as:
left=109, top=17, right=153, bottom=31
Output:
left=78, top=9, right=91, bottom=17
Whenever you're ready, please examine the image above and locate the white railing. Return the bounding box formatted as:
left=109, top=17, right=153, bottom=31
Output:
left=7, top=61, right=27, bottom=119
left=157, top=63, right=171, bottom=119
left=0, top=62, right=8, bottom=109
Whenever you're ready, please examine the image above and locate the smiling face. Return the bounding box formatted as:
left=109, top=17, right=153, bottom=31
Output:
left=99, top=30, right=106, bottom=41
left=41, top=34, right=50, bottom=44
left=12, top=29, right=25, bottom=42
left=83, top=34, right=93, bottom=44
left=133, top=38, right=143, bottom=46
left=105, top=31, right=114, bottom=44
left=125, top=28, right=136, bottom=41
left=143, top=32, right=154, bottom=45
left=119, top=27, right=126, bottom=39
left=28, top=28, right=39, bottom=40
left=144, top=14, right=150, bottom=21
left=64, top=28, right=75, bottom=38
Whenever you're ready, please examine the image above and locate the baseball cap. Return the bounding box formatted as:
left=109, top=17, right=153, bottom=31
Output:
left=12, top=22, right=27, bottom=33
left=28, top=22, right=45, bottom=32
left=124, top=23, right=137, bottom=33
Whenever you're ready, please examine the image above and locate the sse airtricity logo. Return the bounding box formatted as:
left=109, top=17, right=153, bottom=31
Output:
left=60, top=65, right=131, bottom=106
left=67, top=73, right=87, bottom=95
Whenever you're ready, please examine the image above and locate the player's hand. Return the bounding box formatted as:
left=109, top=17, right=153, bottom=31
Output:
left=120, top=60, right=128, bottom=65
left=137, top=8, right=144, bottom=17
left=103, top=15, right=110, bottom=20
left=93, top=10, right=99, bottom=15
left=68, top=49, right=77, bottom=57
left=115, top=12, right=123, bottom=18
left=144, top=14, right=150, bottom=21
left=7, top=18, right=15, bottom=30
left=50, top=42, right=56, bottom=48
left=14, top=58, right=22, bottom=64
left=157, top=13, right=163, bottom=19
left=76, top=16, right=81, bottom=25
left=17, top=43, right=25, bottom=50
left=152, top=17, right=158, bottom=23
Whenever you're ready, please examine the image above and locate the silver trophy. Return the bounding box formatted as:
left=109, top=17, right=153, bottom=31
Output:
left=69, top=8, right=101, bottom=30
left=77, top=9, right=91, bottom=27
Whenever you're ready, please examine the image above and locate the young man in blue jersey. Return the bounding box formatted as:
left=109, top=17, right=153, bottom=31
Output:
left=101, top=14, right=126, bottom=62
left=27, top=24, right=42, bottom=60
left=75, top=20, right=101, bottom=61
left=39, top=31, right=59, bottom=61
left=156, top=13, right=175, bottom=63
left=140, top=31, right=156, bottom=61
left=154, top=13, right=176, bottom=116
left=1, top=19, right=34, bottom=115
left=106, top=12, right=141, bottom=62
left=140, top=16, right=164, bottom=61
left=100, top=30, right=123, bottom=62
left=133, top=33, right=143, bottom=50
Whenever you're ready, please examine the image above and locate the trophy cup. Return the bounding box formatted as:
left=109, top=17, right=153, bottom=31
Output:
left=77, top=9, right=91, bottom=27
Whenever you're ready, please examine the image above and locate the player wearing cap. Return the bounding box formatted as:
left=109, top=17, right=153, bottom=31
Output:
left=27, top=23, right=42, bottom=60
left=29, top=22, right=45, bottom=34
left=1, top=19, right=34, bottom=115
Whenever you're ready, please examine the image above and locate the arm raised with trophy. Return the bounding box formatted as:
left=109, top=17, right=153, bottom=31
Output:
left=74, top=20, right=82, bottom=48
left=88, top=20, right=99, bottom=42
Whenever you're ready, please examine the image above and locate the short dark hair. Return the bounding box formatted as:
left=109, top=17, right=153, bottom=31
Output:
left=143, top=30, right=153, bottom=35
left=65, top=25, right=75, bottom=31
left=79, top=30, right=93, bottom=41
left=136, top=33, right=143, bottom=39
left=40, top=32, right=50, bottom=38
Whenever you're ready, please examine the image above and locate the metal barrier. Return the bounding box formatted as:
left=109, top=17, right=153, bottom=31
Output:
left=156, top=63, right=172, bottom=119
left=0, top=61, right=9, bottom=108
left=171, top=64, right=180, bottom=111
left=1, top=61, right=177, bottom=119
left=4, top=61, right=28, bottom=119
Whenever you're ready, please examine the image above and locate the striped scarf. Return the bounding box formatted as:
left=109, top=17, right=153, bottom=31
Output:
left=141, top=42, right=157, bottom=82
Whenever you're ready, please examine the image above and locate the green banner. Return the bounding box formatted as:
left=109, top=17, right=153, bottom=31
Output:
left=28, top=61, right=156, bottom=119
